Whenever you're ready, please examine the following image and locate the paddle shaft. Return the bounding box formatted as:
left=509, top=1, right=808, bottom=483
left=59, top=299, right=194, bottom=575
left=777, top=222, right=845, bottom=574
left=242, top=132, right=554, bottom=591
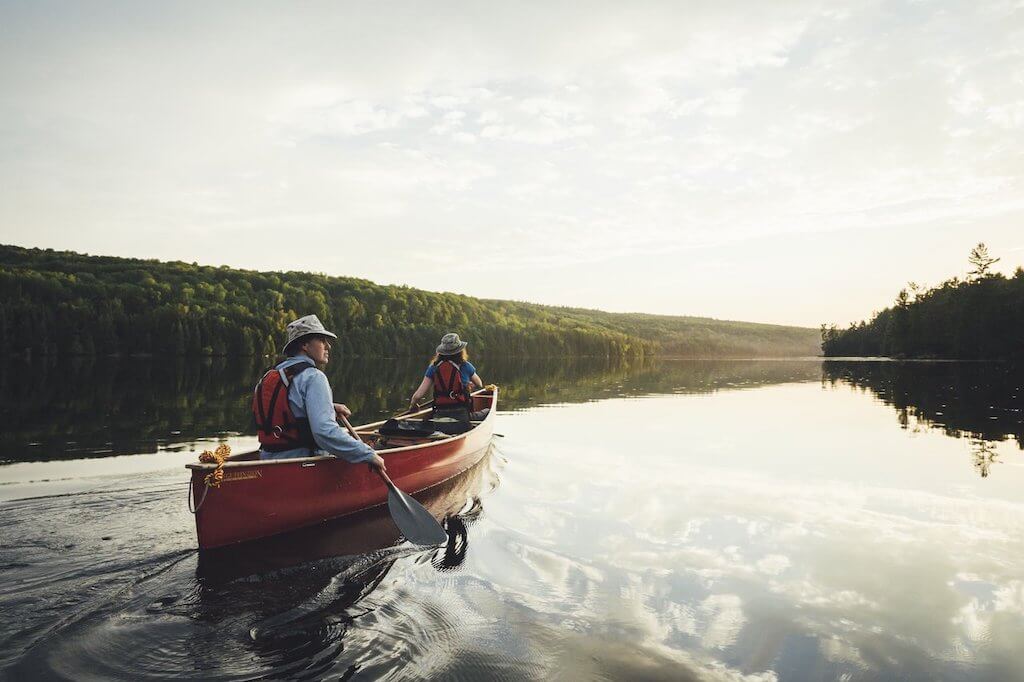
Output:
left=338, top=413, right=386, bottom=476
left=395, top=399, right=431, bottom=418
left=338, top=414, right=408, bottom=496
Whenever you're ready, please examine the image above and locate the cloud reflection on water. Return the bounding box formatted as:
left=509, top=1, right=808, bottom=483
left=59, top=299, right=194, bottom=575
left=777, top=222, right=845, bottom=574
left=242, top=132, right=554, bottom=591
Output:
left=490, top=383, right=1024, bottom=679
left=3, top=359, right=1022, bottom=680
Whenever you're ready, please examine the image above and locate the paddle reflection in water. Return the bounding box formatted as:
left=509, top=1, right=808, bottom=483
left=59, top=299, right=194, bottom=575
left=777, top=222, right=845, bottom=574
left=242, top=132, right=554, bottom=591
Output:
left=5, top=359, right=1024, bottom=679
left=197, top=447, right=494, bottom=583
left=7, top=447, right=501, bottom=681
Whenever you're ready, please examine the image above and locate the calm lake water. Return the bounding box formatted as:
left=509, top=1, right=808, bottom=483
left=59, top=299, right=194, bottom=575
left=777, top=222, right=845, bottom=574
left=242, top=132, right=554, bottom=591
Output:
left=1, top=356, right=1023, bottom=681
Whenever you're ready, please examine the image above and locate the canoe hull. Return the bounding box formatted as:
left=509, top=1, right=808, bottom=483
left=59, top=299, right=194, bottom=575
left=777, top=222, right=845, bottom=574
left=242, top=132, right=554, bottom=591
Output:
left=189, top=390, right=496, bottom=549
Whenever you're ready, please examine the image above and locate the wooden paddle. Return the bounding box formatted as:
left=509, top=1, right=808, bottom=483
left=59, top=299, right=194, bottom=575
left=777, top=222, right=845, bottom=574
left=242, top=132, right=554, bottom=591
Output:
left=394, top=399, right=430, bottom=419
left=339, top=414, right=448, bottom=546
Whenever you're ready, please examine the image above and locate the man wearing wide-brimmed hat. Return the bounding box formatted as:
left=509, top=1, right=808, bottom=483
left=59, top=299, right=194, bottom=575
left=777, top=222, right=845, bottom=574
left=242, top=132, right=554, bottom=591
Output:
left=252, top=314, right=385, bottom=470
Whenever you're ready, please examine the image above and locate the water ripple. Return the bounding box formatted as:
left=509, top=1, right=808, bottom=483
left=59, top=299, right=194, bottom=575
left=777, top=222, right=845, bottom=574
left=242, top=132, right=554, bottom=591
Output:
left=2, top=449, right=502, bottom=680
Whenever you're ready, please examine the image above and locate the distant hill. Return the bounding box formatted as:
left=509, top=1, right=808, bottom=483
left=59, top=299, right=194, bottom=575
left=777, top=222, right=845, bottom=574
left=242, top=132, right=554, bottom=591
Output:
left=0, top=244, right=819, bottom=358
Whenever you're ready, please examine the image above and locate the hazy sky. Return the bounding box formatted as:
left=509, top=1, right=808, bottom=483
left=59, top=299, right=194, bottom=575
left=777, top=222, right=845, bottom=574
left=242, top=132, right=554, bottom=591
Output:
left=1, top=1, right=1022, bottom=327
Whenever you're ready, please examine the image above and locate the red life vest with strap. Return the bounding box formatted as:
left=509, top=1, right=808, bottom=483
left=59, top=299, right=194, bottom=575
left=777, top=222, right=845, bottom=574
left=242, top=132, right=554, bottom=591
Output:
left=432, top=360, right=471, bottom=409
left=252, top=363, right=316, bottom=452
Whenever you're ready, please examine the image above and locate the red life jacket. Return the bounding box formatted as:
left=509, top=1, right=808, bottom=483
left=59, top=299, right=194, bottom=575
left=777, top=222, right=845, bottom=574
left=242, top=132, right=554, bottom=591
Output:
left=253, top=363, right=316, bottom=452
left=432, top=360, right=471, bottom=409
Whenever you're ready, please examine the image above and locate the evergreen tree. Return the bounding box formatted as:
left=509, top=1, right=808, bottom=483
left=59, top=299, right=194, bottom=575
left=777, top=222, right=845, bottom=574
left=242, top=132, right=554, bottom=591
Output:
left=968, top=242, right=1000, bottom=279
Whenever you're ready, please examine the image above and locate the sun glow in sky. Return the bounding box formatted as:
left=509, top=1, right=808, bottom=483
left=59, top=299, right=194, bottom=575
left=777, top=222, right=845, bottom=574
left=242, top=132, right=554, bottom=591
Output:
left=1, top=1, right=1022, bottom=327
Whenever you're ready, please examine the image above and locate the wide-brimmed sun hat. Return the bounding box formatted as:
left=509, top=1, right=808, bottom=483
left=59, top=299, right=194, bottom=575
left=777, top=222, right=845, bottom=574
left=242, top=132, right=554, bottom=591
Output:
left=436, top=332, right=468, bottom=355
left=283, top=314, right=338, bottom=353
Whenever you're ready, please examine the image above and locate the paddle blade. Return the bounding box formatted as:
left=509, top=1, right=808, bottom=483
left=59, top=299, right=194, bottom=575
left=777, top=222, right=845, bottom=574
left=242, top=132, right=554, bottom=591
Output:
left=386, top=486, right=449, bottom=546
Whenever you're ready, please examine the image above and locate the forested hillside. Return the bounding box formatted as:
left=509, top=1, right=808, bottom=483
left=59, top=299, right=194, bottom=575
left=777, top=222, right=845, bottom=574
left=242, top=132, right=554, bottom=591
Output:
left=821, top=244, right=1024, bottom=360
left=0, top=245, right=819, bottom=358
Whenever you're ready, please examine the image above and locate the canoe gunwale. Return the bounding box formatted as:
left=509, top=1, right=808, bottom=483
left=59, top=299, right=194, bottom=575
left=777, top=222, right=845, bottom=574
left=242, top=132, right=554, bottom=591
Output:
left=185, top=388, right=496, bottom=471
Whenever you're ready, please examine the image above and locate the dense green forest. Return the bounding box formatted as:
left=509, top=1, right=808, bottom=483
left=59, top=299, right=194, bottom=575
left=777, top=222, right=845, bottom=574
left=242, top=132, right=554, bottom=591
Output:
left=821, top=244, right=1024, bottom=359
left=0, top=244, right=818, bottom=358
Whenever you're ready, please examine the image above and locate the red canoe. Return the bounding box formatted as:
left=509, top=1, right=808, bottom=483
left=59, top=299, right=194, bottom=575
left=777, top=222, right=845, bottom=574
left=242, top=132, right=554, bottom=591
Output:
left=187, top=388, right=497, bottom=549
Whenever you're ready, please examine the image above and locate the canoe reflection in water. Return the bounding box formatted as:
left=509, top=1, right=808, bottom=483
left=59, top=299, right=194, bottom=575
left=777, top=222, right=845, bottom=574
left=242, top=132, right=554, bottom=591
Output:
left=193, top=446, right=498, bottom=657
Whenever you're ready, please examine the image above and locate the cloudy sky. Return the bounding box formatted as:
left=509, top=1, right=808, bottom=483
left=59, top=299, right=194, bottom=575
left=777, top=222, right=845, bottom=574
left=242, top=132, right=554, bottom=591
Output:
left=1, top=1, right=1021, bottom=327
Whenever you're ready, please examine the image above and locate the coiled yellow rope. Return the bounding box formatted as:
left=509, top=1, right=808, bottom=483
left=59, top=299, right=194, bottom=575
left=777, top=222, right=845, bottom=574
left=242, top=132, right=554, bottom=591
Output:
left=198, top=443, right=231, bottom=488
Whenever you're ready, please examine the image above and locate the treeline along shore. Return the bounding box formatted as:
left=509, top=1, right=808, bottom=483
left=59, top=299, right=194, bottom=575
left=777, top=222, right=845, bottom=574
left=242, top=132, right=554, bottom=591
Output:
left=821, top=244, right=1024, bottom=360
left=0, top=245, right=819, bottom=359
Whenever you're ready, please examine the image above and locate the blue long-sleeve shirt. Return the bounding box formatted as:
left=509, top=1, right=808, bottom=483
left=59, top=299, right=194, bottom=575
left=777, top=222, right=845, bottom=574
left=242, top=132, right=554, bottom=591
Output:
left=258, top=354, right=377, bottom=464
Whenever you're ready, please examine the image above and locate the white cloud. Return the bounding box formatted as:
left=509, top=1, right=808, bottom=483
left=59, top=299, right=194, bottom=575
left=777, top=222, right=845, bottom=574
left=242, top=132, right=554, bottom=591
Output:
left=0, top=0, right=1022, bottom=324
left=700, top=594, right=747, bottom=649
